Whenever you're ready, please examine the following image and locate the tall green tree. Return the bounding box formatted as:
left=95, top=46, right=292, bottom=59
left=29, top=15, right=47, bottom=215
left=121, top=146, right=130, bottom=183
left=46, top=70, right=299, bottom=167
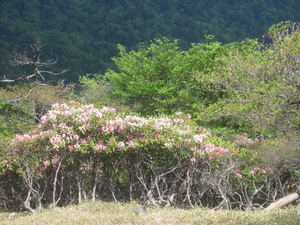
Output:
left=104, top=38, right=189, bottom=115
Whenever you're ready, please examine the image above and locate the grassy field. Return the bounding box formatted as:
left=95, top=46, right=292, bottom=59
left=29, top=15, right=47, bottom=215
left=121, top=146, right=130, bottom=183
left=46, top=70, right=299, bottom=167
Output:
left=0, top=201, right=299, bottom=225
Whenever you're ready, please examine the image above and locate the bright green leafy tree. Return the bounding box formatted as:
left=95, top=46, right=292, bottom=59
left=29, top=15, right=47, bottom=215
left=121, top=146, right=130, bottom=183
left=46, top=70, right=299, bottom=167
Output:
left=104, top=38, right=189, bottom=115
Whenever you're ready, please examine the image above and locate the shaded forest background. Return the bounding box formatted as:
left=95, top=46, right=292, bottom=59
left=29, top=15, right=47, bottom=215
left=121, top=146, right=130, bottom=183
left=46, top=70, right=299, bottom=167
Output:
left=1, top=0, right=300, bottom=82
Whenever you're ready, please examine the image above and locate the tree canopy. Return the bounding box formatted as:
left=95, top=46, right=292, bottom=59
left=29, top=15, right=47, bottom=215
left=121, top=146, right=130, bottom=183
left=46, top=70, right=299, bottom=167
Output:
left=82, top=22, right=300, bottom=136
left=0, top=1, right=299, bottom=82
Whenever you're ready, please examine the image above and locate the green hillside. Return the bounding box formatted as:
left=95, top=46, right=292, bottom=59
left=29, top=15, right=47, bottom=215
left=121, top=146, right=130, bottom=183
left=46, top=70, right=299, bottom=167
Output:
left=0, top=0, right=299, bottom=81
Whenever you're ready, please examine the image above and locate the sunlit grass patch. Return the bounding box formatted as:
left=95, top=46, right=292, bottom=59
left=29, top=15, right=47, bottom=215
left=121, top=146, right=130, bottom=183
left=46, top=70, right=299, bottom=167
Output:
left=0, top=201, right=299, bottom=225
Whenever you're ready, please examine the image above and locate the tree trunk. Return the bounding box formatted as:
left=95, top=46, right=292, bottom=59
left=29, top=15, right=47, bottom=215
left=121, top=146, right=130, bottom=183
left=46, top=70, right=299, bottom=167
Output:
left=265, top=192, right=300, bottom=211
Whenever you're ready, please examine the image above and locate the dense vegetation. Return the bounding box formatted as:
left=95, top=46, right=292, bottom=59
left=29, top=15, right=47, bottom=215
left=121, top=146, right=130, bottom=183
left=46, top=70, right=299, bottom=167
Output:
left=1, top=1, right=300, bottom=82
left=0, top=21, right=299, bottom=213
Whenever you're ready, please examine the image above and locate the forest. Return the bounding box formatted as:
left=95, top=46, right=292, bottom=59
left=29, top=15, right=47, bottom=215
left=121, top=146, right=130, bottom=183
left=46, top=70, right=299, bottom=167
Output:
left=0, top=0, right=300, bottom=82
left=0, top=0, right=299, bottom=215
left=0, top=20, right=299, bottom=212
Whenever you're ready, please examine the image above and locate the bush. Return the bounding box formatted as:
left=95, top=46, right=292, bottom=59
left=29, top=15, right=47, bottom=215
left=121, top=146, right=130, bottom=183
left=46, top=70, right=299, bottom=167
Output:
left=1, top=101, right=298, bottom=212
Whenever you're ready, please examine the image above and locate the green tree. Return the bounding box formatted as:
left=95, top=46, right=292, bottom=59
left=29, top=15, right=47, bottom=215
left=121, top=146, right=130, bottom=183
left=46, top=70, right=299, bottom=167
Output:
left=185, top=37, right=232, bottom=112
left=200, top=22, right=300, bottom=133
left=104, top=38, right=189, bottom=115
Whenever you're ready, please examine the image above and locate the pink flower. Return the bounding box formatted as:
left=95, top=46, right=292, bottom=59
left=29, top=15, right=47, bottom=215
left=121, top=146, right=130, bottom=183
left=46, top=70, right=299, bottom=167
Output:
left=117, top=142, right=125, bottom=148
left=94, top=141, right=106, bottom=151
left=210, top=147, right=229, bottom=156
left=184, top=125, right=190, bottom=130
left=190, top=157, right=196, bottom=163
left=126, top=135, right=133, bottom=140
left=73, top=134, right=80, bottom=141
left=109, top=136, right=115, bottom=141
left=260, top=169, right=266, bottom=174
left=102, top=126, right=109, bottom=132
left=233, top=170, right=243, bottom=178
left=202, top=143, right=215, bottom=151
left=153, top=133, right=160, bottom=138
left=250, top=167, right=266, bottom=175
left=8, top=150, right=16, bottom=155
left=126, top=141, right=134, bottom=148
left=197, top=150, right=204, bottom=156
left=174, top=119, right=184, bottom=124
left=51, top=155, right=60, bottom=165
left=118, top=125, right=125, bottom=134
left=193, top=134, right=205, bottom=143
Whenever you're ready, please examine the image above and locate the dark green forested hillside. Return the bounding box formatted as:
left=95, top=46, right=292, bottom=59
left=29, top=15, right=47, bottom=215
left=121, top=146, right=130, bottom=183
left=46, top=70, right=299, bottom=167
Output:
left=0, top=0, right=299, bottom=82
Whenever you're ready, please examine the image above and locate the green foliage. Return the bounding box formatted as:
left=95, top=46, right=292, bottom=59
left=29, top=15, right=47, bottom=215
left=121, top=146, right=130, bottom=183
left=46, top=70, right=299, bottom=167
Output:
left=0, top=81, right=73, bottom=124
left=77, top=74, right=111, bottom=106
left=184, top=39, right=233, bottom=121
left=105, top=38, right=189, bottom=115
left=1, top=22, right=300, bottom=211
left=199, top=22, right=300, bottom=133
left=0, top=99, right=35, bottom=139
left=100, top=37, right=234, bottom=118
left=254, top=131, right=300, bottom=171
left=82, top=23, right=299, bottom=135
left=1, top=1, right=299, bottom=81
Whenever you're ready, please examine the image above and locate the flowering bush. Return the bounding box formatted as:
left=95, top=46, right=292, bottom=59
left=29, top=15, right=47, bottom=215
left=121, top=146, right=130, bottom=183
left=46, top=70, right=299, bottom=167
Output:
left=1, top=101, right=296, bottom=211
left=9, top=101, right=226, bottom=174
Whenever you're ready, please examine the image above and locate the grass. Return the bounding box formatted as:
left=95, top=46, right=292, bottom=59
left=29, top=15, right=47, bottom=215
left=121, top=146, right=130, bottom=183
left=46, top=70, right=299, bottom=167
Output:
left=0, top=201, right=299, bottom=225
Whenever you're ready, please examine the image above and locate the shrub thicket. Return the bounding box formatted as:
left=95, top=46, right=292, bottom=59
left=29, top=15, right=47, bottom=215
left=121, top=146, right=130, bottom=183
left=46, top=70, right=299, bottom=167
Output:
left=0, top=101, right=298, bottom=212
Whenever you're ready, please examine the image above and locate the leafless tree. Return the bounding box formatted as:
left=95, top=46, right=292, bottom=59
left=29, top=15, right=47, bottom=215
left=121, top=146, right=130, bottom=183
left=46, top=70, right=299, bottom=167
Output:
left=0, top=38, right=73, bottom=124
left=0, top=37, right=67, bottom=84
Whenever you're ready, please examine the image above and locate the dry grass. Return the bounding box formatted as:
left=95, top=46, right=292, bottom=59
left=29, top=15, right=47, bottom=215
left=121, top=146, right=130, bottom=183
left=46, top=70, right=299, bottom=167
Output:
left=0, top=201, right=299, bottom=225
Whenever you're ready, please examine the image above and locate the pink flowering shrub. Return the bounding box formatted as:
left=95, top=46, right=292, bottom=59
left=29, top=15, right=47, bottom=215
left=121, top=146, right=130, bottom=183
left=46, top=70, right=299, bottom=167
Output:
left=0, top=101, right=295, bottom=211
left=10, top=101, right=223, bottom=171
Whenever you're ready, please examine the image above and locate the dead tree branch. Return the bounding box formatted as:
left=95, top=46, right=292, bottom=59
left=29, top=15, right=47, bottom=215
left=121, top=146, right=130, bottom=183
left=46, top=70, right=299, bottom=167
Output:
left=0, top=37, right=67, bottom=84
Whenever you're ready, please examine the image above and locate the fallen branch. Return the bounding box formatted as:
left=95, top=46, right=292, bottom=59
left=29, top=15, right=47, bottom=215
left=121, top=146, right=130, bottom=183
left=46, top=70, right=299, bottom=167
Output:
left=265, top=192, right=300, bottom=211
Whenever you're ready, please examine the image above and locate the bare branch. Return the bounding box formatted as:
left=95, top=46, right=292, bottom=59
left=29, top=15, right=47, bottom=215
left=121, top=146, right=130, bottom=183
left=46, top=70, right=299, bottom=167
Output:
left=38, top=69, right=69, bottom=76
left=1, top=38, right=67, bottom=84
